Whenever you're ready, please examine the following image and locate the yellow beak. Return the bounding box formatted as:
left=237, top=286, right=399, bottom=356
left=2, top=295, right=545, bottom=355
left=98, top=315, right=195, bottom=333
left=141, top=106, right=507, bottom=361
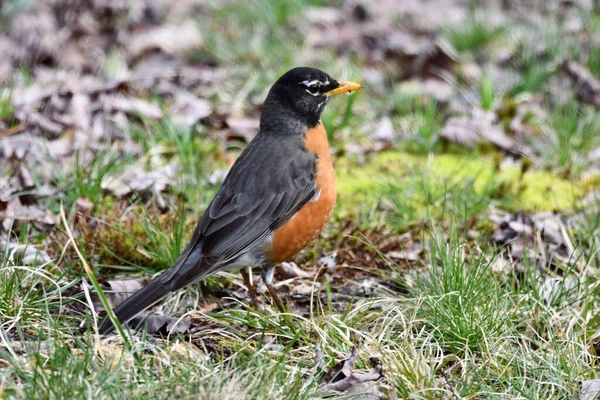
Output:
left=323, top=81, right=363, bottom=96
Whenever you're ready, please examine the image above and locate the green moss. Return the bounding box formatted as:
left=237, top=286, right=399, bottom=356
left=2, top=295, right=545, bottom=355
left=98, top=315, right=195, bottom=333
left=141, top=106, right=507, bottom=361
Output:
left=335, top=151, right=585, bottom=224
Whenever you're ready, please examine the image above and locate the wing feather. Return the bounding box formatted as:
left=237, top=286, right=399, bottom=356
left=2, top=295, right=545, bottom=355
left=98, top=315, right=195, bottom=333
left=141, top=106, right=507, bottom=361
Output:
left=165, top=134, right=317, bottom=286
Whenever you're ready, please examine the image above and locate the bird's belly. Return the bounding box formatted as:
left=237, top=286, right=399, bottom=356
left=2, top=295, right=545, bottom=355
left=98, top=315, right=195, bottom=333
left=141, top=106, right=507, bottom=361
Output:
left=223, top=247, right=270, bottom=272
left=269, top=122, right=336, bottom=264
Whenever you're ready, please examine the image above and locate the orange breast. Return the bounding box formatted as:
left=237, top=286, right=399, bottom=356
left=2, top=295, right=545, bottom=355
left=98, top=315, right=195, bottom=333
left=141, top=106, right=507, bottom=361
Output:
left=270, top=121, right=336, bottom=264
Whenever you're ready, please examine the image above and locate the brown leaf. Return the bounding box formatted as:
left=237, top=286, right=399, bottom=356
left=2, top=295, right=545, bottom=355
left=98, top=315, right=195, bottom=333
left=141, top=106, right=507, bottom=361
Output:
left=325, top=346, right=360, bottom=383
left=226, top=117, right=260, bottom=142
left=15, top=164, right=36, bottom=205
left=76, top=197, right=93, bottom=216
left=0, top=239, right=52, bottom=266
left=104, top=96, right=163, bottom=120
left=440, top=112, right=514, bottom=152
left=562, top=59, right=600, bottom=109
left=440, top=116, right=480, bottom=148
left=205, top=169, right=229, bottom=187
left=102, top=162, right=179, bottom=198
left=0, top=123, right=27, bottom=138
left=320, top=345, right=384, bottom=399
left=127, top=21, right=203, bottom=60
left=303, top=7, right=344, bottom=25
left=387, top=248, right=422, bottom=262
left=22, top=112, right=65, bottom=138
left=0, top=178, right=12, bottom=211
left=127, top=314, right=191, bottom=335
left=169, top=92, right=212, bottom=127
left=580, top=379, right=600, bottom=400
left=369, top=117, right=395, bottom=144
left=95, top=278, right=146, bottom=310
left=0, top=197, right=56, bottom=232
left=277, top=262, right=314, bottom=280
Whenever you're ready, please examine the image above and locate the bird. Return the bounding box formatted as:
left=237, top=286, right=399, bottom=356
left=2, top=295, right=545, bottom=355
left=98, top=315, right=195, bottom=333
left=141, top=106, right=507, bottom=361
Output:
left=98, top=67, right=362, bottom=334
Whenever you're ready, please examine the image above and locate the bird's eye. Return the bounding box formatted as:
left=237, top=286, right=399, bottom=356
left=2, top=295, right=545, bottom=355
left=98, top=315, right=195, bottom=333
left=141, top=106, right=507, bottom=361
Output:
left=304, top=81, right=322, bottom=96
left=307, top=85, right=320, bottom=95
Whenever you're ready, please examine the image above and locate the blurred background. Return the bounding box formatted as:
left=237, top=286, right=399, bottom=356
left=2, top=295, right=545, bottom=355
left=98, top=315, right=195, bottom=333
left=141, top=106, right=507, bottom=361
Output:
left=2, top=0, right=600, bottom=398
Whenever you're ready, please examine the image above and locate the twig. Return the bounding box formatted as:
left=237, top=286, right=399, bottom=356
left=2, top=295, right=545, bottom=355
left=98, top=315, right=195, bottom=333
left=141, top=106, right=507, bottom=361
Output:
left=441, top=369, right=461, bottom=400
left=0, top=123, right=26, bottom=138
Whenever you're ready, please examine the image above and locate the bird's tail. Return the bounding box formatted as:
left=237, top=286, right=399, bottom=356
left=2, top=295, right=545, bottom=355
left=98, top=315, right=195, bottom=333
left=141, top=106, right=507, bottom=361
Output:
left=97, top=239, right=206, bottom=334
left=97, top=274, right=172, bottom=334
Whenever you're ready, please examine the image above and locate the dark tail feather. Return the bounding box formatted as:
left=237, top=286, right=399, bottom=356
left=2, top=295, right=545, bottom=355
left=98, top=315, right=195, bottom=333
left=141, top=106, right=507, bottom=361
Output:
left=97, top=240, right=206, bottom=334
left=98, top=275, right=172, bottom=334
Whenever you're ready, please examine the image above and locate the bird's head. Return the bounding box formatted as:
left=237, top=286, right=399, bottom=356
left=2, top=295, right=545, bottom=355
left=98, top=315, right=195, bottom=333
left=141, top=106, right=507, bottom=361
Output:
left=262, top=67, right=362, bottom=129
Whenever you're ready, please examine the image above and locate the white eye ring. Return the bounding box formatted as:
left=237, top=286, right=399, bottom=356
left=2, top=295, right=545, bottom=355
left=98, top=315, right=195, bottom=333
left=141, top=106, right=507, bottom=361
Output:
left=302, top=80, right=322, bottom=96
left=305, top=85, right=321, bottom=96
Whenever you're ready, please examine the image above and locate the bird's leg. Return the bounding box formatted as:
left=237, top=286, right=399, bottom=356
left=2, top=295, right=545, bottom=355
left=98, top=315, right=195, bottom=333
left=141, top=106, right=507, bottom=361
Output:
left=261, top=266, right=285, bottom=313
left=240, top=267, right=258, bottom=308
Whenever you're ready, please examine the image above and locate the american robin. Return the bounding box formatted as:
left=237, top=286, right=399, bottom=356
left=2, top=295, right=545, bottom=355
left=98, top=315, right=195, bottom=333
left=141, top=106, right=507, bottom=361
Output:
left=99, top=67, right=361, bottom=333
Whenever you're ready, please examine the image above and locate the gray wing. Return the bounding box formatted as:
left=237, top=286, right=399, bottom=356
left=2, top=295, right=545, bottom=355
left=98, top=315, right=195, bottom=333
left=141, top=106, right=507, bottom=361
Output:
left=164, top=134, right=317, bottom=284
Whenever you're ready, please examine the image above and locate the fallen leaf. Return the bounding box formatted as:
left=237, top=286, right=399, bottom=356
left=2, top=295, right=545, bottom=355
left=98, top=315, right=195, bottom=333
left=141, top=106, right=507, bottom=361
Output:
left=128, top=21, right=203, bottom=60
left=387, top=248, right=421, bottom=262
left=0, top=178, right=12, bottom=211
left=0, top=239, right=52, bottom=266
left=303, top=7, right=344, bottom=25
left=127, top=314, right=191, bottom=335
left=562, top=59, right=600, bottom=109
left=579, top=379, right=600, bottom=400
left=99, top=279, right=146, bottom=309
left=169, top=92, right=212, bottom=127
left=440, top=116, right=480, bottom=148
left=22, top=111, right=65, bottom=138
left=277, top=261, right=314, bottom=280
left=104, top=96, right=163, bottom=120
left=0, top=197, right=57, bottom=232
left=320, top=345, right=384, bottom=399
left=75, top=197, right=93, bottom=221
left=369, top=117, right=395, bottom=144
left=15, top=164, right=36, bottom=205
left=440, top=111, right=515, bottom=152
left=205, top=168, right=229, bottom=187
left=102, top=162, right=179, bottom=199
left=226, top=117, right=260, bottom=142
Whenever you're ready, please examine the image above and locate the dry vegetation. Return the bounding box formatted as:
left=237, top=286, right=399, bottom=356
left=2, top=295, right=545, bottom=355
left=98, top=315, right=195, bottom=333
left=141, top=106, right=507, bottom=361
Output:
left=2, top=0, right=600, bottom=398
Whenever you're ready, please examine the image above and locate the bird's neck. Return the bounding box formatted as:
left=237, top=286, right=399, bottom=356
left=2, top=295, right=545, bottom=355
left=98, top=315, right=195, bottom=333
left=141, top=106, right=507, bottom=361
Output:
left=261, top=96, right=321, bottom=131
left=260, top=106, right=319, bottom=134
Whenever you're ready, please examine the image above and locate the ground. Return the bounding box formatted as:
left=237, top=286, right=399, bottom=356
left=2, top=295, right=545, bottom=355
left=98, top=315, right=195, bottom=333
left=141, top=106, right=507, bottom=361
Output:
left=2, top=0, right=600, bottom=399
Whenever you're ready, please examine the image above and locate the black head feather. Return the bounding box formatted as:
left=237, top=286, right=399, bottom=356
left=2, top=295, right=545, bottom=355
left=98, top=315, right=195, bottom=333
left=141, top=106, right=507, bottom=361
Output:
left=262, top=67, right=340, bottom=129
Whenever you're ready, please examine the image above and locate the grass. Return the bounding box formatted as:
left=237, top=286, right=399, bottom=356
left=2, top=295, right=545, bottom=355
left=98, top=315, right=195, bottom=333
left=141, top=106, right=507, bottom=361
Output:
left=0, top=88, right=14, bottom=122
left=381, top=167, right=501, bottom=231
left=539, top=102, right=600, bottom=177
left=444, top=15, right=505, bottom=53
left=60, top=150, right=136, bottom=206
left=130, top=119, right=220, bottom=209
left=388, top=89, right=446, bottom=154
left=479, top=70, right=496, bottom=111
left=507, top=26, right=566, bottom=96
left=409, top=231, right=515, bottom=354
left=588, top=44, right=600, bottom=78
left=198, top=0, right=312, bottom=87
left=5, top=211, right=599, bottom=398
